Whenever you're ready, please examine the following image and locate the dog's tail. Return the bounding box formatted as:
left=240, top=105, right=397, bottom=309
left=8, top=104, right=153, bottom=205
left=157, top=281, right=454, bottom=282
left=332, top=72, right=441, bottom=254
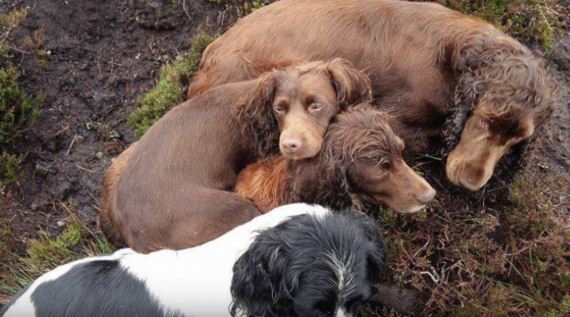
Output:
left=373, top=284, right=422, bottom=315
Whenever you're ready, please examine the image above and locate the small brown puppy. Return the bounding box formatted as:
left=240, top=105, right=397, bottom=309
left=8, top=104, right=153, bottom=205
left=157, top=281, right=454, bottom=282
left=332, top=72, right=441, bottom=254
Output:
left=188, top=0, right=554, bottom=191
left=235, top=105, right=436, bottom=214
left=100, top=59, right=371, bottom=252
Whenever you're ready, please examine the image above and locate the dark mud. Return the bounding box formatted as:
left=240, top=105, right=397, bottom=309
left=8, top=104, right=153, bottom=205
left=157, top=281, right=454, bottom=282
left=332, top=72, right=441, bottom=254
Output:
left=0, top=0, right=226, bottom=274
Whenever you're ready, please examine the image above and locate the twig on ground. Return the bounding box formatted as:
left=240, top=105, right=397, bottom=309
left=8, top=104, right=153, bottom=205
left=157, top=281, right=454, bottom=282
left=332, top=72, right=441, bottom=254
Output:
left=66, top=134, right=78, bottom=155
left=181, top=0, right=192, bottom=22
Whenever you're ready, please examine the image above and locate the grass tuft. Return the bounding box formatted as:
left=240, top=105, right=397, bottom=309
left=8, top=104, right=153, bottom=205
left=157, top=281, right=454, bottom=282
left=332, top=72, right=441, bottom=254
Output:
left=0, top=214, right=115, bottom=298
left=129, top=34, right=216, bottom=138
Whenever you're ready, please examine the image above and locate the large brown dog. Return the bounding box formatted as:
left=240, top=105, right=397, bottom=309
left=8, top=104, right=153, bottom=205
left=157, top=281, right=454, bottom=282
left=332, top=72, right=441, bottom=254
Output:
left=188, top=0, right=554, bottom=191
left=235, top=104, right=436, bottom=213
left=100, top=59, right=371, bottom=252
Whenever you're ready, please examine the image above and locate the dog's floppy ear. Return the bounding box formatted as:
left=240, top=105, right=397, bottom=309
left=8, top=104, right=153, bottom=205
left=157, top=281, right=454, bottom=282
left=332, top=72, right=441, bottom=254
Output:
left=326, top=58, right=372, bottom=109
left=443, top=70, right=480, bottom=152
left=235, top=72, right=280, bottom=158
left=353, top=214, right=386, bottom=284
left=230, top=228, right=289, bottom=317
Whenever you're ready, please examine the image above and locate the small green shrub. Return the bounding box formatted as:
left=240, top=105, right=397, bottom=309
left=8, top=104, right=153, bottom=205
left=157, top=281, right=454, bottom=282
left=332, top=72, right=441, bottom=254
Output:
left=129, top=34, right=216, bottom=138
left=0, top=9, right=42, bottom=186
left=0, top=152, right=24, bottom=186
left=0, top=65, right=40, bottom=145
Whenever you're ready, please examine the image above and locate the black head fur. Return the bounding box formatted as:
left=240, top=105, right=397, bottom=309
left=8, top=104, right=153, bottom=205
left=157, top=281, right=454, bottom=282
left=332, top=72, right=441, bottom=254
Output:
left=230, top=211, right=386, bottom=317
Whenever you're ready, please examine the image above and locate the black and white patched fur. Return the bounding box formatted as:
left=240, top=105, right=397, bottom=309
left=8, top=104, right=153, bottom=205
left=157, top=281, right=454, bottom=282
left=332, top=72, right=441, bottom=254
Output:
left=231, top=208, right=386, bottom=317
left=1, top=203, right=386, bottom=317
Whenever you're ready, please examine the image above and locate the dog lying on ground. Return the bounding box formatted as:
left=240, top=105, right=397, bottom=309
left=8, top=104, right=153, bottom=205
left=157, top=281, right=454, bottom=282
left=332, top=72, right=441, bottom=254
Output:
left=188, top=0, right=554, bottom=191
left=235, top=104, right=435, bottom=213
left=2, top=204, right=411, bottom=317
left=100, top=59, right=371, bottom=252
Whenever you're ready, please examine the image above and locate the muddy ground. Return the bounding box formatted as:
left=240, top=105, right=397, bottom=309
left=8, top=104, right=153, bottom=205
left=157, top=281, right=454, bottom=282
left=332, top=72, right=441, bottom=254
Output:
left=0, top=0, right=226, bottom=260
left=0, top=0, right=568, bottom=314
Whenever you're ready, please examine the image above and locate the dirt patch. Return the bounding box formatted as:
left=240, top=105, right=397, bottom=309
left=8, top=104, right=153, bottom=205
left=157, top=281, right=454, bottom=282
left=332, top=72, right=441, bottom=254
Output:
left=0, top=0, right=568, bottom=315
left=0, top=0, right=227, bottom=301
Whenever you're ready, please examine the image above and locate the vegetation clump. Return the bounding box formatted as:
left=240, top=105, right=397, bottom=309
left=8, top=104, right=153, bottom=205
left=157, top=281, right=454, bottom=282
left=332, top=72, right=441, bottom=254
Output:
left=0, top=9, right=41, bottom=186
left=0, top=64, right=40, bottom=146
left=432, top=0, right=562, bottom=51
left=0, top=213, right=114, bottom=299
left=129, top=34, right=216, bottom=138
left=379, top=172, right=569, bottom=315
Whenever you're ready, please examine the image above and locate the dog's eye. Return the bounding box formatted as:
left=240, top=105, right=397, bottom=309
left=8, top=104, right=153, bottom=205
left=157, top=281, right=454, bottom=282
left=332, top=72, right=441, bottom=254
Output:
left=273, top=105, right=287, bottom=115
left=314, top=299, right=335, bottom=316
left=372, top=161, right=390, bottom=170
left=345, top=296, right=363, bottom=310
left=308, top=103, right=323, bottom=112
left=479, top=118, right=493, bottom=129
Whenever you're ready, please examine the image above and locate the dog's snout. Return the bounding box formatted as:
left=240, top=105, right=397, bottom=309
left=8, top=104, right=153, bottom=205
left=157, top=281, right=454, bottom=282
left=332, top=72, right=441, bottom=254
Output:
left=281, top=138, right=302, bottom=153
left=459, top=164, right=487, bottom=191
left=417, top=186, right=436, bottom=204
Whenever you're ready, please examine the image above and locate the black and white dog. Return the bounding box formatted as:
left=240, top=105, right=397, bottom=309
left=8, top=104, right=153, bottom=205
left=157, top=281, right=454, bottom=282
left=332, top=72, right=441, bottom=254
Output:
left=1, top=203, right=386, bottom=317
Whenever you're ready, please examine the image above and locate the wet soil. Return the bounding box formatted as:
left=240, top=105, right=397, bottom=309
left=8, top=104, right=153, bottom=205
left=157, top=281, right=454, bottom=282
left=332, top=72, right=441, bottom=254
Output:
left=0, top=0, right=228, bottom=276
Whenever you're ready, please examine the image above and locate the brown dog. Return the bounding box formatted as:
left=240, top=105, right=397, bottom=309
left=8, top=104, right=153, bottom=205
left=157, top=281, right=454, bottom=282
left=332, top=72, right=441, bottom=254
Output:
left=100, top=59, right=371, bottom=252
left=188, top=0, right=554, bottom=191
left=235, top=104, right=436, bottom=214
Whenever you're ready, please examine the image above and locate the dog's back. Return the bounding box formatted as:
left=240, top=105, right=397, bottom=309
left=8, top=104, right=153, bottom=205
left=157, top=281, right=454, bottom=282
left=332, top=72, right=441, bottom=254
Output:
left=188, top=0, right=470, bottom=100
left=104, top=81, right=264, bottom=253
left=99, top=142, right=137, bottom=247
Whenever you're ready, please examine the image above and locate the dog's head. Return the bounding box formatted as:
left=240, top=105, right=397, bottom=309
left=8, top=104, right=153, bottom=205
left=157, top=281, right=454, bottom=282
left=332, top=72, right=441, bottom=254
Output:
left=446, top=53, right=554, bottom=191
left=230, top=211, right=385, bottom=317
left=322, top=105, right=436, bottom=213
left=239, top=58, right=371, bottom=160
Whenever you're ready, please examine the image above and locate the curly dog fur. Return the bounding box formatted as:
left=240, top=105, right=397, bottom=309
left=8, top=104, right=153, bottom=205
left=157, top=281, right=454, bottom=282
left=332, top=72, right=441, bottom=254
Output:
left=235, top=105, right=435, bottom=214
left=189, top=0, right=555, bottom=190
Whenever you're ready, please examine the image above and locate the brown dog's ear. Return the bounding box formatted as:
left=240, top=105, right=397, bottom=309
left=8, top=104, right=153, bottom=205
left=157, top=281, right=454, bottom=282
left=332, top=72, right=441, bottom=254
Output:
left=326, top=58, right=372, bottom=109
left=235, top=73, right=280, bottom=158
left=243, top=72, right=277, bottom=118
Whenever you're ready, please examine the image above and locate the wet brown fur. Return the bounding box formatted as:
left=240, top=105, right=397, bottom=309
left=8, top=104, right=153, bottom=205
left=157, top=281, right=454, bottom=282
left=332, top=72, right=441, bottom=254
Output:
left=235, top=105, right=435, bottom=214
left=99, top=60, right=370, bottom=252
left=189, top=0, right=554, bottom=190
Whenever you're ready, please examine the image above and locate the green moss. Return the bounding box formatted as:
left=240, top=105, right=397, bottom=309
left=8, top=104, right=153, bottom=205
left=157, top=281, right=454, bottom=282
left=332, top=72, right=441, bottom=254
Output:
left=244, top=0, right=265, bottom=14
left=0, top=152, right=24, bottom=186
left=129, top=34, right=216, bottom=138
left=0, top=44, right=8, bottom=60
left=534, top=3, right=555, bottom=52
left=0, top=8, right=28, bottom=29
